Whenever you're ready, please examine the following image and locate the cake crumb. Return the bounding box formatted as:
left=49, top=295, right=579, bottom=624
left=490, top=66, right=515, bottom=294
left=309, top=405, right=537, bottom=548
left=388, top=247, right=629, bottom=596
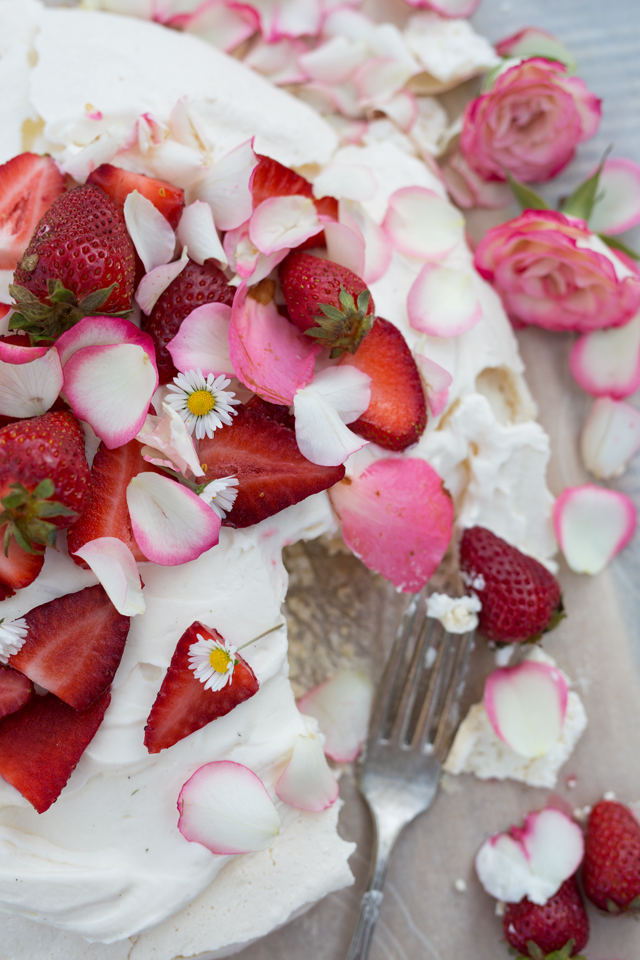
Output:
left=454, top=879, right=467, bottom=893
left=495, top=900, right=506, bottom=917
left=565, top=775, right=577, bottom=790
left=573, top=805, right=592, bottom=822
left=604, top=790, right=617, bottom=801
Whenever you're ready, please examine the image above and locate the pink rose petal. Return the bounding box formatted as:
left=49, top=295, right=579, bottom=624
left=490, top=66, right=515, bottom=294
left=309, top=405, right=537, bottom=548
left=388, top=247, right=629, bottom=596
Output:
left=441, top=150, right=512, bottom=210
left=297, top=670, right=374, bottom=763
left=484, top=661, right=568, bottom=759
left=275, top=735, right=339, bottom=811
left=138, top=403, right=204, bottom=479
left=293, top=366, right=371, bottom=466
left=588, top=158, right=640, bottom=236
left=580, top=397, right=640, bottom=479
left=378, top=91, right=418, bottom=133
left=569, top=314, right=640, bottom=398
left=124, top=190, right=176, bottom=273
left=408, top=263, right=482, bottom=337
left=56, top=316, right=157, bottom=368
left=323, top=222, right=365, bottom=285
left=476, top=808, right=584, bottom=904
left=313, top=162, right=377, bottom=203
left=354, top=58, right=414, bottom=109
left=62, top=125, right=127, bottom=183
left=382, top=186, right=464, bottom=260
left=127, top=472, right=220, bottom=566
left=495, top=27, right=576, bottom=68
left=0, top=348, right=63, bottom=418
left=415, top=354, right=452, bottom=417
left=193, top=139, right=258, bottom=232
left=178, top=760, right=280, bottom=855
left=176, top=200, right=227, bottom=266
left=63, top=343, right=158, bottom=449
left=406, top=0, right=480, bottom=15
left=0, top=341, right=48, bottom=365
left=71, top=537, right=145, bottom=617
left=166, top=302, right=234, bottom=378
left=244, top=38, right=309, bottom=86
left=184, top=0, right=258, bottom=53
left=249, top=0, right=322, bottom=42
left=553, top=484, right=637, bottom=576
left=329, top=459, right=454, bottom=592
left=339, top=200, right=392, bottom=285
left=229, top=282, right=318, bottom=404
left=249, top=195, right=321, bottom=256
left=136, top=247, right=189, bottom=316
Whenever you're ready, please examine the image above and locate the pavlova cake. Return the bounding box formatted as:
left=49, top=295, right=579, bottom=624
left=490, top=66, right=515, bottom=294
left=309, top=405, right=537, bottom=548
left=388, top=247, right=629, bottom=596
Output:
left=0, top=2, right=560, bottom=958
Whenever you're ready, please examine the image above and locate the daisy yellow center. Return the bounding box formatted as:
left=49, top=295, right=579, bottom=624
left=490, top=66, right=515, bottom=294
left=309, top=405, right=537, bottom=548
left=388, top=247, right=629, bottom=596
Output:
left=209, top=648, right=232, bottom=673
left=187, top=389, right=215, bottom=416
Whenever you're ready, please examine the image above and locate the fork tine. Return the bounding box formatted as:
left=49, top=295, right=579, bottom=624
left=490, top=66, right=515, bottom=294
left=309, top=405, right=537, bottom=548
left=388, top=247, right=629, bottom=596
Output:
left=432, top=629, right=474, bottom=758
left=386, top=613, right=432, bottom=746
left=366, top=592, right=420, bottom=744
left=408, top=619, right=453, bottom=750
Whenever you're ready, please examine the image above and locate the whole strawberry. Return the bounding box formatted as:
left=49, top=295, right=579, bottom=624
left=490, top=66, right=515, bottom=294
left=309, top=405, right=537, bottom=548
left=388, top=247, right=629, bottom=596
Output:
left=459, top=526, right=562, bottom=643
left=502, top=876, right=589, bottom=959
left=279, top=251, right=375, bottom=356
left=583, top=800, right=640, bottom=913
left=10, top=184, right=135, bottom=342
left=141, top=258, right=235, bottom=383
left=0, top=411, right=91, bottom=553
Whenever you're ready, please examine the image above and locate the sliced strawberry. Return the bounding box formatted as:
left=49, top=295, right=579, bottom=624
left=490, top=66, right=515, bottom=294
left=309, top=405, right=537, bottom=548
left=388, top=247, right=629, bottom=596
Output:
left=0, top=153, right=66, bottom=270
left=144, top=622, right=259, bottom=753
left=0, top=689, right=111, bottom=812
left=246, top=394, right=295, bottom=430
left=67, top=439, right=163, bottom=564
left=141, top=259, right=235, bottom=384
left=199, top=402, right=345, bottom=528
left=339, top=318, right=427, bottom=450
left=87, top=163, right=185, bottom=229
left=251, top=156, right=337, bottom=250
left=0, top=665, right=33, bottom=719
left=10, top=585, right=130, bottom=711
left=0, top=525, right=45, bottom=600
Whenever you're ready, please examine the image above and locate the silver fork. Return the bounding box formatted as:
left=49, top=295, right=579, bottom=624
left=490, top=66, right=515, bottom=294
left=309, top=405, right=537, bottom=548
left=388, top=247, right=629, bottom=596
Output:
left=346, top=590, right=475, bottom=960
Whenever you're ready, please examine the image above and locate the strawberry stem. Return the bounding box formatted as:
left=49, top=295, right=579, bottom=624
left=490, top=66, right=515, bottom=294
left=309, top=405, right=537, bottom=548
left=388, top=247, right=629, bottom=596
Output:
left=0, top=480, right=77, bottom=555
left=236, top=622, right=285, bottom=651
left=304, top=285, right=374, bottom=357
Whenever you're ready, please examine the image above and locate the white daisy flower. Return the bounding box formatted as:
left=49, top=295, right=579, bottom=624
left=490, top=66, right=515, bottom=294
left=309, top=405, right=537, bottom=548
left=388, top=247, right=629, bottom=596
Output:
left=165, top=369, right=240, bottom=440
left=199, top=475, right=239, bottom=519
left=188, top=633, right=238, bottom=692
left=0, top=617, right=28, bottom=664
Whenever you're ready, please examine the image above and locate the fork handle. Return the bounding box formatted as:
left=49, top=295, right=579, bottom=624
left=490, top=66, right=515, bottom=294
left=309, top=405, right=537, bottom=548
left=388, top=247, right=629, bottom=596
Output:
left=346, top=817, right=403, bottom=960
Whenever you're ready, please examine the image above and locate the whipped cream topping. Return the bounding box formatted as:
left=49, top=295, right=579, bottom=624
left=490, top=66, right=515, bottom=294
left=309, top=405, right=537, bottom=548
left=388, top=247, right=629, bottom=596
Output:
left=0, top=2, right=557, bottom=954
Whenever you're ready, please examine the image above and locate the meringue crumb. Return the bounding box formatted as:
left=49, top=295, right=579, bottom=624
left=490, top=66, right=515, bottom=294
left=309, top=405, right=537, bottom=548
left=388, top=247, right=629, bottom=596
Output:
left=565, top=775, right=577, bottom=790
left=495, top=900, right=506, bottom=917
left=439, top=773, right=462, bottom=794
left=426, top=593, right=481, bottom=634
left=493, top=643, right=515, bottom=667
left=454, top=879, right=467, bottom=893
left=604, top=790, right=617, bottom=801
left=573, top=805, right=592, bottom=822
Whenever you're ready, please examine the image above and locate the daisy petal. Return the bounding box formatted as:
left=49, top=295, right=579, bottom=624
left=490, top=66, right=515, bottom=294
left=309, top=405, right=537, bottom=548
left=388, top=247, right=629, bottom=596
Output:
left=275, top=735, right=339, bottom=812
left=382, top=186, right=464, bottom=260
left=63, top=343, right=159, bottom=449
left=0, top=348, right=63, bottom=418
left=71, top=537, right=145, bottom=617
left=127, top=472, right=220, bottom=566
left=249, top=196, right=321, bottom=256
left=408, top=263, right=482, bottom=337
left=136, top=247, right=189, bottom=316
left=124, top=190, right=176, bottom=273
left=553, top=483, right=637, bottom=575
left=178, top=760, right=280, bottom=855
left=580, top=397, right=640, bottom=479
left=166, top=302, right=234, bottom=377
left=0, top=341, right=48, bottom=365
left=484, top=661, right=568, bottom=759
left=229, top=283, right=318, bottom=404
left=588, top=158, right=640, bottom=235
left=193, top=139, right=258, bottom=232
left=55, top=316, right=156, bottom=367
left=297, top=670, right=374, bottom=762
left=293, top=385, right=369, bottom=466
left=569, top=314, right=640, bottom=398
left=329, top=459, right=454, bottom=592
left=176, top=201, right=227, bottom=266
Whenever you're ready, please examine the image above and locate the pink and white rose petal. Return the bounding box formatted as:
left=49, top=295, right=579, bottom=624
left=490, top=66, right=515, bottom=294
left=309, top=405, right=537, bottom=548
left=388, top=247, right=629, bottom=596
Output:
left=0, top=348, right=63, bottom=418
left=72, top=537, right=146, bottom=617
left=483, top=661, right=568, bottom=759
left=580, top=397, right=640, bottom=479
left=297, top=670, right=375, bottom=763
left=123, top=190, right=177, bottom=273
left=166, top=302, right=234, bottom=377
left=553, top=484, right=637, bottom=576
left=275, top=734, right=339, bottom=812
left=137, top=402, right=205, bottom=479
left=293, top=366, right=371, bottom=467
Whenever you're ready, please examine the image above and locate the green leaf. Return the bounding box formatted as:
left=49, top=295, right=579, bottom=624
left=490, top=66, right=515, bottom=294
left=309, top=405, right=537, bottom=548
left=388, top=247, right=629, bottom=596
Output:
left=560, top=151, right=611, bottom=221
left=599, top=233, right=640, bottom=261
left=508, top=175, right=549, bottom=212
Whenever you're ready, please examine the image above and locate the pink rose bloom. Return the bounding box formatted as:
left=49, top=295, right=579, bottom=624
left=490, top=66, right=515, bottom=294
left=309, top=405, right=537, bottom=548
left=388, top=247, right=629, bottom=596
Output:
left=474, top=210, right=640, bottom=333
left=460, top=58, right=601, bottom=183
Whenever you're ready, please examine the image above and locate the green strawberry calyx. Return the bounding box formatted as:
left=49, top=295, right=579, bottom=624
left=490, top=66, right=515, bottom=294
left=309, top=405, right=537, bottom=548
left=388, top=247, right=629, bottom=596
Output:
left=0, top=479, right=77, bottom=554
left=8, top=278, right=130, bottom=343
left=304, top=286, right=374, bottom=358
left=513, top=938, right=586, bottom=960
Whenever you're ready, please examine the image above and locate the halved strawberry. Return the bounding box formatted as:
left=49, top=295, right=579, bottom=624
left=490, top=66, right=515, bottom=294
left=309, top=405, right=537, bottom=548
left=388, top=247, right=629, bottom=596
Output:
left=251, top=155, right=337, bottom=250
left=0, top=689, right=111, bottom=812
left=199, top=401, right=345, bottom=528
left=339, top=318, right=427, bottom=450
left=0, top=528, right=45, bottom=599
left=144, top=622, right=259, bottom=753
left=67, top=439, right=163, bottom=564
left=0, top=153, right=66, bottom=270
left=0, top=665, right=33, bottom=719
left=87, top=163, right=185, bottom=229
left=10, top=585, right=130, bottom=711
left=141, top=258, right=235, bottom=384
